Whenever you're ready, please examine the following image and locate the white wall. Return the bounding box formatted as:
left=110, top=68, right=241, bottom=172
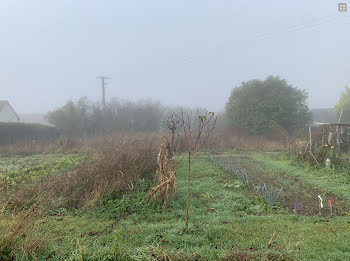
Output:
left=0, top=104, right=19, bottom=122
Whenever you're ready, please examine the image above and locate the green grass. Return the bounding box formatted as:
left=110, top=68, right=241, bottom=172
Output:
left=3, top=153, right=350, bottom=260
left=112, top=154, right=350, bottom=260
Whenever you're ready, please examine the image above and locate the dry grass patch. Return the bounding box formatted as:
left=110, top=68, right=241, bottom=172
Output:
left=5, top=133, right=161, bottom=209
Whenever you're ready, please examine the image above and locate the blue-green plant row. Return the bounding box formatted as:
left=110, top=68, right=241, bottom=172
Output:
left=207, top=153, right=284, bottom=208
left=207, top=153, right=249, bottom=187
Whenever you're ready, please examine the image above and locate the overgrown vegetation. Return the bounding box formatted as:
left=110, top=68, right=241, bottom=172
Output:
left=0, top=133, right=161, bottom=259
left=0, top=201, right=45, bottom=260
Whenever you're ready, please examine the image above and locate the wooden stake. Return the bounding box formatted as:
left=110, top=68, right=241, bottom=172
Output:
left=309, top=127, right=312, bottom=152
left=309, top=126, right=319, bottom=164
left=328, top=197, right=333, bottom=216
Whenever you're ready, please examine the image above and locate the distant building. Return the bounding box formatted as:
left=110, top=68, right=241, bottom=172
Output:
left=0, top=101, right=20, bottom=122
left=310, top=108, right=336, bottom=124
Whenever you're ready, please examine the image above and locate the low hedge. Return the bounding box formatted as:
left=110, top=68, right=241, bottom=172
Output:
left=0, top=122, right=60, bottom=145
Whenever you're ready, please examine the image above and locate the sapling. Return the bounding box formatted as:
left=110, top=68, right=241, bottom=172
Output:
left=177, top=110, right=216, bottom=229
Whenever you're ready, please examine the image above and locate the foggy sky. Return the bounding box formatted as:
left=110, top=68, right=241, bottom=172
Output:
left=1, top=0, right=350, bottom=113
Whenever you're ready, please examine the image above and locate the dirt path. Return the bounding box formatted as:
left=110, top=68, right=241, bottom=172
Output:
left=214, top=154, right=350, bottom=216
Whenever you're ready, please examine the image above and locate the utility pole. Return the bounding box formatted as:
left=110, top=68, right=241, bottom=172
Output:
left=96, top=76, right=111, bottom=110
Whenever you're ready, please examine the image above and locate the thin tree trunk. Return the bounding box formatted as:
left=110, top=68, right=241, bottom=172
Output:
left=185, top=151, right=191, bottom=229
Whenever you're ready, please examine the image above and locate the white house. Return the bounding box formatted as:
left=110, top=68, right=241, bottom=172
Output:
left=0, top=101, right=20, bottom=122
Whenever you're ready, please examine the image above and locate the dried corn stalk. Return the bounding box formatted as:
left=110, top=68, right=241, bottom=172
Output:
left=147, top=137, right=176, bottom=213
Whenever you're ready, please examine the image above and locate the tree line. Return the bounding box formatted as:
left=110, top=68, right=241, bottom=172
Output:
left=46, top=75, right=349, bottom=137
left=45, top=98, right=166, bottom=136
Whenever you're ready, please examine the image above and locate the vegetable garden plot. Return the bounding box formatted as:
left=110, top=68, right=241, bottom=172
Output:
left=0, top=154, right=85, bottom=186
left=209, top=153, right=350, bottom=216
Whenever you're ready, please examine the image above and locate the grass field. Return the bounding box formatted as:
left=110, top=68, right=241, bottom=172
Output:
left=2, top=152, right=350, bottom=260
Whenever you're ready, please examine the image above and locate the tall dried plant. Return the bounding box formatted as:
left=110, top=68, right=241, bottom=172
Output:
left=147, top=137, right=176, bottom=213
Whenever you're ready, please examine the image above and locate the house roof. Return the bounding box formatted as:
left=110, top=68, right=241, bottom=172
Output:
left=0, top=100, right=21, bottom=121
left=0, top=100, right=9, bottom=111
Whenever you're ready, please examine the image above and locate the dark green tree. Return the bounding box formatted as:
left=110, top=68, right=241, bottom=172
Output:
left=225, top=76, right=311, bottom=134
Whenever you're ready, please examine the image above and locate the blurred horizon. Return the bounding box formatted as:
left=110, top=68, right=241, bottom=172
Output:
left=1, top=0, right=349, bottom=113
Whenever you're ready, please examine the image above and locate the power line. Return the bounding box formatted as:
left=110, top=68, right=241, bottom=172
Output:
left=257, top=13, right=350, bottom=40
left=119, top=13, right=350, bottom=69
left=288, top=19, right=350, bottom=41
left=256, top=13, right=339, bottom=39
left=175, top=13, right=350, bottom=66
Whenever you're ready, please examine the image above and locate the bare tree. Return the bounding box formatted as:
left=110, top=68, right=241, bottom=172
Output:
left=176, top=110, right=216, bottom=229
